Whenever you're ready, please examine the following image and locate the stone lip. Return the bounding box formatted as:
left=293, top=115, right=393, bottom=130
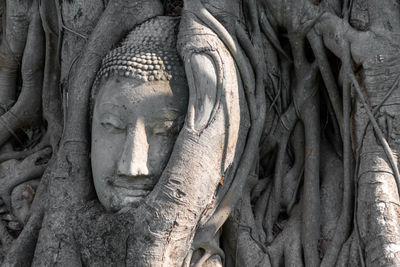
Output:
left=106, top=175, right=155, bottom=195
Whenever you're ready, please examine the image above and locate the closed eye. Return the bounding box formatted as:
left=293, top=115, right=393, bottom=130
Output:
left=100, top=114, right=126, bottom=132
left=152, top=121, right=175, bottom=135
left=151, top=116, right=184, bottom=136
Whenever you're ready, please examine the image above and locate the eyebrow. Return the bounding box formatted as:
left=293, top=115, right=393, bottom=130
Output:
left=98, top=102, right=127, bottom=118
left=99, top=102, right=185, bottom=122
left=99, top=103, right=126, bottom=112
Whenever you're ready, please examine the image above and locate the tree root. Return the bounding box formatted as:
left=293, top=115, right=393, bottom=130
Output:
left=253, top=178, right=271, bottom=244
left=308, top=31, right=344, bottom=137
left=282, top=123, right=304, bottom=213
left=259, top=10, right=290, bottom=61
left=335, top=232, right=363, bottom=267
left=320, top=140, right=344, bottom=255
left=39, top=0, right=63, bottom=152
left=350, top=74, right=400, bottom=194
left=0, top=150, right=33, bottom=164
left=264, top=128, right=292, bottom=243
left=321, top=46, right=354, bottom=267
left=259, top=7, right=323, bottom=240
left=11, top=179, right=40, bottom=225
left=185, top=231, right=224, bottom=267
left=0, top=0, right=44, bottom=148
left=267, top=205, right=303, bottom=267
left=222, top=171, right=268, bottom=267
left=0, top=148, right=51, bottom=209
left=2, top=212, right=43, bottom=267
left=272, top=11, right=324, bottom=265
left=264, top=64, right=319, bottom=246
left=0, top=0, right=31, bottom=113
left=300, top=91, right=321, bottom=267
left=4, top=153, right=60, bottom=265
left=0, top=219, right=14, bottom=252
left=224, top=137, right=345, bottom=266
left=0, top=134, right=50, bottom=164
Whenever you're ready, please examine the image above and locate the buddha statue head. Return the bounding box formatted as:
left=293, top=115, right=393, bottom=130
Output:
left=91, top=17, right=188, bottom=211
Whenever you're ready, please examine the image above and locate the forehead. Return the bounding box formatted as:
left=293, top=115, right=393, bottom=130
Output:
left=96, top=77, right=187, bottom=111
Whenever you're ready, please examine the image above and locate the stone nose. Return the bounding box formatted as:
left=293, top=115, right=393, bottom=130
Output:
left=117, top=119, right=150, bottom=177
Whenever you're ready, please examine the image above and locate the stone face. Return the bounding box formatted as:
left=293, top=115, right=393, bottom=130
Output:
left=91, top=77, right=187, bottom=211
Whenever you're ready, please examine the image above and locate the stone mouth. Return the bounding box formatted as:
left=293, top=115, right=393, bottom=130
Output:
left=106, top=175, right=155, bottom=193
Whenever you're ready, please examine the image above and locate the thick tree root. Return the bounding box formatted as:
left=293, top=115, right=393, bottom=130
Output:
left=0, top=0, right=31, bottom=111
left=300, top=92, right=321, bottom=267
left=282, top=123, right=304, bottom=213
left=0, top=0, right=44, bottom=148
left=320, top=140, right=344, bottom=255
left=0, top=148, right=51, bottom=209
left=225, top=139, right=344, bottom=266
left=11, top=179, right=40, bottom=225
left=2, top=212, right=43, bottom=267
left=39, top=0, right=63, bottom=152
left=308, top=32, right=344, bottom=137
left=0, top=220, right=13, bottom=253
left=268, top=205, right=303, bottom=267
left=335, top=232, right=363, bottom=267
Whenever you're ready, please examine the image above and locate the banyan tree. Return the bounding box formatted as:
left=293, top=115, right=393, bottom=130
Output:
left=0, top=0, right=399, bottom=266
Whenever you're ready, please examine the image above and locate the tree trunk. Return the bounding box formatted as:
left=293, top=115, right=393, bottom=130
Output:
left=1, top=0, right=400, bottom=266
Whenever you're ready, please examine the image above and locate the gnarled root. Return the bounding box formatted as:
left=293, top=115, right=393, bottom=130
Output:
left=0, top=148, right=51, bottom=210
left=222, top=174, right=269, bottom=267
left=186, top=230, right=224, bottom=267
left=0, top=0, right=30, bottom=113
left=11, top=179, right=40, bottom=225
left=336, top=232, right=362, bottom=267
left=0, top=0, right=44, bottom=148
left=0, top=219, right=14, bottom=253
left=2, top=212, right=43, bottom=267
left=267, top=205, right=303, bottom=267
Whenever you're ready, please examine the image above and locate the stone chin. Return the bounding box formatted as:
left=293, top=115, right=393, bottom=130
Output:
left=104, top=185, right=152, bottom=212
